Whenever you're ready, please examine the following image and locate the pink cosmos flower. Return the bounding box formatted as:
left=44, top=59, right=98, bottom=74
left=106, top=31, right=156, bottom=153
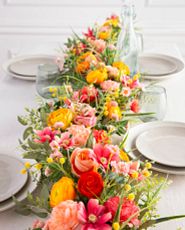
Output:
left=73, top=103, right=97, bottom=127
left=93, top=144, right=120, bottom=169
left=100, top=80, right=120, bottom=92
left=46, top=200, right=81, bottom=230
left=34, top=127, right=58, bottom=143
left=104, top=196, right=141, bottom=227
left=78, top=199, right=112, bottom=230
left=67, top=125, right=90, bottom=147
left=121, top=87, right=131, bottom=97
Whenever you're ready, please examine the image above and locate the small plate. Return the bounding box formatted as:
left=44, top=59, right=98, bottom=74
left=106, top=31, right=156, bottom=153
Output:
left=138, top=53, right=185, bottom=80
left=112, top=121, right=185, bottom=175
left=3, top=54, right=56, bottom=81
left=136, top=126, right=185, bottom=167
left=0, top=161, right=40, bottom=212
left=0, top=155, right=28, bottom=202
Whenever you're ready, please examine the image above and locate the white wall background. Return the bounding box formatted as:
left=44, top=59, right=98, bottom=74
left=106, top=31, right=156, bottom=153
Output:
left=0, top=0, right=185, bottom=70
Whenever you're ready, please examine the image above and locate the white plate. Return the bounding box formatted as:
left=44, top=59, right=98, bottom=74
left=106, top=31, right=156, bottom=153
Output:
left=0, top=163, right=40, bottom=212
left=113, top=121, right=185, bottom=175
left=136, top=126, right=185, bottom=167
left=3, top=54, right=56, bottom=81
left=0, top=155, right=28, bottom=202
left=138, top=53, right=185, bottom=80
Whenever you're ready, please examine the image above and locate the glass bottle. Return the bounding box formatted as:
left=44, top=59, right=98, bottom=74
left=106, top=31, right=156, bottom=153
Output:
left=115, top=0, right=139, bottom=76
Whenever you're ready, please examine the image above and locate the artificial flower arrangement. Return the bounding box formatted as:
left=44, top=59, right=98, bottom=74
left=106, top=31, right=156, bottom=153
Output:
left=17, top=15, right=185, bottom=230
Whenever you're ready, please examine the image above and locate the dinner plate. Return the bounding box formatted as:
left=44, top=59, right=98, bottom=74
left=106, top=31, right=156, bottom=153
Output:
left=136, top=126, right=185, bottom=167
left=0, top=155, right=28, bottom=202
left=138, top=53, right=185, bottom=80
left=3, top=54, right=56, bottom=81
left=113, top=121, right=185, bottom=175
left=0, top=164, right=40, bottom=212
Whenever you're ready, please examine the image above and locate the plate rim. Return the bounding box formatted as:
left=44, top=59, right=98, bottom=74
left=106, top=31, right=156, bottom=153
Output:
left=135, top=126, right=185, bottom=167
left=113, top=121, right=185, bottom=175
left=139, top=53, right=185, bottom=80
left=0, top=154, right=28, bottom=202
left=2, top=54, right=57, bottom=81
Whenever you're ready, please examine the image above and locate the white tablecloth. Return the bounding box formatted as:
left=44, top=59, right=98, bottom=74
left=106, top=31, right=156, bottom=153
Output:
left=0, top=43, right=185, bottom=230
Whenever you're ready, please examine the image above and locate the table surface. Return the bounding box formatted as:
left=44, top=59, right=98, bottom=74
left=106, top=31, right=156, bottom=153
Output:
left=0, top=43, right=185, bottom=230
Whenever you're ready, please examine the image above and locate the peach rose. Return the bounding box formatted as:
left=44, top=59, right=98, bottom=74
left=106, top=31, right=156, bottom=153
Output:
left=70, top=148, right=97, bottom=176
left=46, top=200, right=81, bottom=230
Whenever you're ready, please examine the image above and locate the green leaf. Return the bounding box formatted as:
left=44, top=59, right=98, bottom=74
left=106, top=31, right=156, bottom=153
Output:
left=28, top=139, right=42, bottom=149
left=17, top=116, right=28, bottom=126
left=23, top=127, right=33, bottom=140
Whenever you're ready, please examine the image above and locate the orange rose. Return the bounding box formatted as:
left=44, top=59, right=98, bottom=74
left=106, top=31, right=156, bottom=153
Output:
left=47, top=108, right=73, bottom=130
left=113, top=61, right=130, bottom=75
left=78, top=171, right=103, bottom=198
left=70, top=148, right=97, bottom=176
left=49, top=177, right=76, bottom=207
left=86, top=68, right=108, bottom=84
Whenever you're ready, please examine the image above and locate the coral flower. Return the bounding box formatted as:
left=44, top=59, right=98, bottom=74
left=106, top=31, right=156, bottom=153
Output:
left=130, top=100, right=139, bottom=113
left=47, top=108, right=73, bottom=130
left=100, top=80, right=120, bottom=92
left=34, top=127, right=58, bottom=143
left=46, top=200, right=81, bottom=230
left=49, top=177, right=76, bottom=207
left=104, top=196, right=141, bottom=227
left=70, top=148, right=97, bottom=176
left=73, top=86, right=98, bottom=103
left=78, top=171, right=103, bottom=198
left=93, top=129, right=110, bottom=144
left=86, top=68, right=108, bottom=84
left=76, top=61, right=90, bottom=74
left=93, top=144, right=120, bottom=169
left=78, top=199, right=112, bottom=230
left=68, top=125, right=90, bottom=147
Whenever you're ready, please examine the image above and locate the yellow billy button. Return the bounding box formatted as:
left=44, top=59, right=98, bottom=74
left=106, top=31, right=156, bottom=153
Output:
left=20, top=168, right=27, bottom=174
left=128, top=193, right=135, bottom=201
left=143, top=170, right=151, bottom=177
left=112, top=222, right=120, bottom=230
left=47, top=157, right=53, bottom=164
left=24, top=162, right=31, bottom=169
left=124, top=184, right=131, bottom=192
left=131, top=171, right=139, bottom=179
left=145, top=162, right=152, bottom=169
left=59, top=157, right=66, bottom=165
left=34, top=163, right=42, bottom=170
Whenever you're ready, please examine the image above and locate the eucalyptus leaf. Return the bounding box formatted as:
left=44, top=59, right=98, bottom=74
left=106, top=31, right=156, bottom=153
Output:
left=23, top=127, right=33, bottom=140
left=17, top=116, right=28, bottom=126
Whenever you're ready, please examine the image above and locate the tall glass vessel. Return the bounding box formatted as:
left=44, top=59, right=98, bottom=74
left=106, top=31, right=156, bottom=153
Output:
left=115, top=0, right=139, bottom=76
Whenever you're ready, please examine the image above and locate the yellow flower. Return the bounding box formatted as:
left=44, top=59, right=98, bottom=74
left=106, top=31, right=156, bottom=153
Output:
left=76, top=61, right=90, bottom=74
left=106, top=102, right=122, bottom=120
left=86, top=68, right=108, bottom=84
left=113, top=61, right=130, bottom=75
left=128, top=193, right=135, bottom=201
left=24, top=162, right=31, bottom=169
left=34, top=163, right=42, bottom=170
left=59, top=157, right=66, bottom=165
left=120, top=150, right=130, bottom=162
left=131, top=171, right=139, bottom=179
left=133, top=73, right=141, bottom=80
left=145, top=162, right=152, bottom=169
left=50, top=177, right=76, bottom=207
left=124, top=184, right=131, bottom=192
left=47, top=157, right=53, bottom=163
left=47, top=108, right=73, bottom=130
left=98, top=31, right=111, bottom=40
left=76, top=52, right=97, bottom=74
left=104, top=18, right=119, bottom=27
left=143, top=169, right=151, bottom=177
left=20, top=168, right=27, bottom=174
left=112, top=222, right=120, bottom=230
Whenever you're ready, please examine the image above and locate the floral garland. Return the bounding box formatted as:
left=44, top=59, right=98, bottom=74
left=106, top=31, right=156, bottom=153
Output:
left=17, top=15, right=185, bottom=230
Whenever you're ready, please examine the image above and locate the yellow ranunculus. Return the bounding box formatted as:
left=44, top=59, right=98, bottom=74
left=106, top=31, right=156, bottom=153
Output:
left=120, top=149, right=130, bottom=162
left=47, top=108, right=73, bottom=130
left=103, top=18, right=119, bottom=27
left=50, top=177, right=76, bottom=208
left=86, top=68, right=108, bottom=84
left=76, top=61, right=90, bottom=74
left=112, top=61, right=130, bottom=75
left=108, top=106, right=122, bottom=120
left=98, top=31, right=111, bottom=40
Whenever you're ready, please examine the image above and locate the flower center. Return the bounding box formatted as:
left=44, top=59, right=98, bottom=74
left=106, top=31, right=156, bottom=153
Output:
left=101, top=157, right=107, bottom=164
left=88, top=214, right=97, bottom=223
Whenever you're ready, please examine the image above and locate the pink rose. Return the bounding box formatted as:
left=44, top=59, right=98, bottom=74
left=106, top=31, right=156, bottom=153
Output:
left=100, top=80, right=120, bottom=92
left=73, top=103, right=97, bottom=127
left=70, top=148, right=97, bottom=176
left=104, top=197, right=141, bottom=227
left=46, top=200, right=81, bottom=230
left=68, top=125, right=90, bottom=147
